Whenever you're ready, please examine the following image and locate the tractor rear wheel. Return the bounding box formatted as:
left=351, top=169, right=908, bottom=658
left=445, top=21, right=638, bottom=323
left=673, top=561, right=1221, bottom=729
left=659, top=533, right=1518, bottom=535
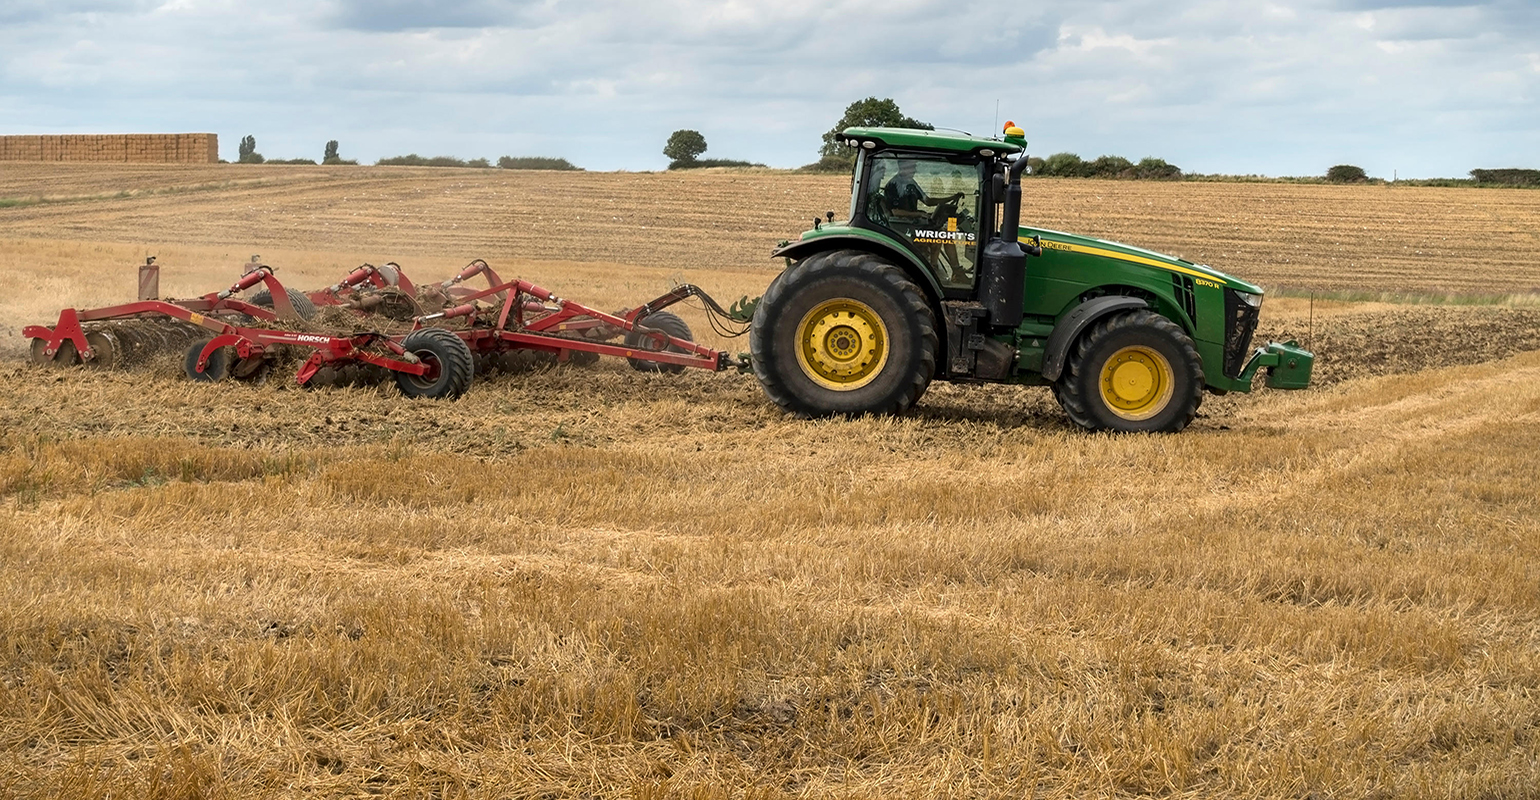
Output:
left=624, top=310, right=692, bottom=374
left=1054, top=309, right=1203, bottom=432
left=249, top=288, right=318, bottom=321
left=394, top=328, right=474, bottom=400
left=750, top=249, right=937, bottom=417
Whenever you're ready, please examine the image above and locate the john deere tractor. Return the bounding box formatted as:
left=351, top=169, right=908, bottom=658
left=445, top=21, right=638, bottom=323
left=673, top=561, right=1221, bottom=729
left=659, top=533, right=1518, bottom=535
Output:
left=749, top=124, right=1313, bottom=432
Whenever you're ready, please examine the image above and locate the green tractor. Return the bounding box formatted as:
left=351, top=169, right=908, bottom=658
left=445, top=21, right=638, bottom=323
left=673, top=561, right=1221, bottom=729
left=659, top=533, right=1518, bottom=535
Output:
left=749, top=124, right=1313, bottom=432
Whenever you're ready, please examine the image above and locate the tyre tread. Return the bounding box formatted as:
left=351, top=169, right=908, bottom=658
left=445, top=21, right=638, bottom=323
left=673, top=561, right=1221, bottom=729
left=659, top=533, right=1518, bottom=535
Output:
left=1055, top=309, right=1203, bottom=432
left=396, top=328, right=475, bottom=399
left=751, top=249, right=937, bottom=417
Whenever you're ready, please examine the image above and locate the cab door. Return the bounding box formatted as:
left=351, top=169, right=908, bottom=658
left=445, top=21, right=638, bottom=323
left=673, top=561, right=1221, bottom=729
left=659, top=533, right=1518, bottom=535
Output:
left=859, top=152, right=984, bottom=294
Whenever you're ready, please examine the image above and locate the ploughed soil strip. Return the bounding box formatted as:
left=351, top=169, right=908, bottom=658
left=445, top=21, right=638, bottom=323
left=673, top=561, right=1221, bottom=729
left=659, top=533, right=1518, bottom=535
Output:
left=1257, top=305, right=1540, bottom=385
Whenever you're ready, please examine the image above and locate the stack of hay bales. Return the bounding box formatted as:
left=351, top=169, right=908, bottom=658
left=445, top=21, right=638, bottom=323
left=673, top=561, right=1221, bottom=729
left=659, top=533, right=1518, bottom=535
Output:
left=0, top=134, right=219, bottom=163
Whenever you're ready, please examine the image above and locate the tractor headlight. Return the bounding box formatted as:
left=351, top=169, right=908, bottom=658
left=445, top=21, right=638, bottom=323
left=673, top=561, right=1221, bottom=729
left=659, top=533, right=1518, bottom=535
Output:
left=1235, top=291, right=1262, bottom=308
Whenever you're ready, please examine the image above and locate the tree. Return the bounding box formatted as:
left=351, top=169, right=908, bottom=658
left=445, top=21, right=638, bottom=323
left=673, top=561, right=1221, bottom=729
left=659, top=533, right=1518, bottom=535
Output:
left=323, top=140, right=340, bottom=164
left=237, top=135, right=263, bottom=164
left=1326, top=164, right=1368, bottom=183
left=664, top=130, right=707, bottom=168
left=812, top=98, right=932, bottom=170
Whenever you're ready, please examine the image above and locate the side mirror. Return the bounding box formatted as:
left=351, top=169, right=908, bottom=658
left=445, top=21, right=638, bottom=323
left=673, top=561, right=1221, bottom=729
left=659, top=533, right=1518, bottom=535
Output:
left=991, top=171, right=1006, bottom=201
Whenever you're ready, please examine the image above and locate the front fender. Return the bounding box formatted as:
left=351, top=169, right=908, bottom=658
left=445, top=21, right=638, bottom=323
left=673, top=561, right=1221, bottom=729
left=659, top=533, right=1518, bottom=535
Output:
left=1040, top=296, right=1149, bottom=382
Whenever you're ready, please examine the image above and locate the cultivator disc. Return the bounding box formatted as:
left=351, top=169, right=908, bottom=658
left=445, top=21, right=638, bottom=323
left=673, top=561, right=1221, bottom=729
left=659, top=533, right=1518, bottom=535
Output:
left=28, top=319, right=205, bottom=368
left=302, top=362, right=392, bottom=390
left=30, top=336, right=78, bottom=366
left=89, top=320, right=208, bottom=366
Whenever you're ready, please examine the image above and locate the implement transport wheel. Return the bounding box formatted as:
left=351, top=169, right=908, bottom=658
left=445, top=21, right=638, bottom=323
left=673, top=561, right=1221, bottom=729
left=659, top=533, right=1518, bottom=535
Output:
left=83, top=330, right=120, bottom=369
left=249, top=288, right=318, bottom=321
left=750, top=249, right=937, bottom=417
left=184, top=341, right=232, bottom=382
left=624, top=310, right=692, bottom=374
left=1054, top=309, right=1204, bottom=433
left=30, top=337, right=80, bottom=367
left=395, top=328, right=474, bottom=400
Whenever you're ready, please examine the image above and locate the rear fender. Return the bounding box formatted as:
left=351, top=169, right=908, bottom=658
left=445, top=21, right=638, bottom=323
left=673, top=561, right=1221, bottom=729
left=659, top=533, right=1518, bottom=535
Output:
left=772, top=235, right=948, bottom=370
left=772, top=235, right=945, bottom=308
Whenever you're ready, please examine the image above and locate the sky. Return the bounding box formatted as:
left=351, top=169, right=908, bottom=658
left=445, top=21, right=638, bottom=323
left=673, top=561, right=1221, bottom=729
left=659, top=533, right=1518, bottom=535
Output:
left=0, top=0, right=1535, bottom=177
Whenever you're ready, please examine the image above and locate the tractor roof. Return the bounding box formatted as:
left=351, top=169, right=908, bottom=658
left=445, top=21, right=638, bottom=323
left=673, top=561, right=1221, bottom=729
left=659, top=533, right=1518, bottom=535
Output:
left=841, top=127, right=1024, bottom=156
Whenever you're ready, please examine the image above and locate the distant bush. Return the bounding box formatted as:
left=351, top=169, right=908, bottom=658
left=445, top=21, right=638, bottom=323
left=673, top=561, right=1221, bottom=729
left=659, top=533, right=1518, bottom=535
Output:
left=266, top=158, right=317, bottom=165
left=1031, top=153, right=1182, bottom=180
left=1326, top=165, right=1368, bottom=183
left=671, top=158, right=765, bottom=170
left=1470, top=168, right=1540, bottom=186
left=497, top=156, right=581, bottom=171
left=376, top=154, right=493, bottom=168
left=1037, top=152, right=1089, bottom=178
left=1133, top=157, right=1182, bottom=180
left=1088, top=155, right=1134, bottom=176
left=799, top=154, right=853, bottom=173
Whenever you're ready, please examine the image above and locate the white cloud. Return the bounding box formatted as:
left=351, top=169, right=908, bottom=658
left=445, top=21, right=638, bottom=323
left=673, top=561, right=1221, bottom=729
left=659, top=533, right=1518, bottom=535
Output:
left=0, top=0, right=1535, bottom=176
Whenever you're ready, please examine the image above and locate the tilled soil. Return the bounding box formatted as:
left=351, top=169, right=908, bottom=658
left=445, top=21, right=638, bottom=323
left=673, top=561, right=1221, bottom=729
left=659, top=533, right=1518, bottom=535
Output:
left=1257, top=305, right=1540, bottom=385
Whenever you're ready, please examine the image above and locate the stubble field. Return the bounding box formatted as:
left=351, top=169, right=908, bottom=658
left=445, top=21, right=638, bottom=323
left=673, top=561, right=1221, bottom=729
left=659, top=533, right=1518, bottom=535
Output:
left=1, top=164, right=1538, bottom=798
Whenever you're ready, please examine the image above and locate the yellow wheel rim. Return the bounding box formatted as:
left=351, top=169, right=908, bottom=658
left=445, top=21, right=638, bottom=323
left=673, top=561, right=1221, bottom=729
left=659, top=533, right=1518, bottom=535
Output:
left=795, top=298, right=889, bottom=390
left=1099, top=345, right=1174, bottom=421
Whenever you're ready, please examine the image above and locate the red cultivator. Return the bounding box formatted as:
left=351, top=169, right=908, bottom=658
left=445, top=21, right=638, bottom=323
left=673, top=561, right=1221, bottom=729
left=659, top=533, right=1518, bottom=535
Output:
left=23, top=257, right=751, bottom=400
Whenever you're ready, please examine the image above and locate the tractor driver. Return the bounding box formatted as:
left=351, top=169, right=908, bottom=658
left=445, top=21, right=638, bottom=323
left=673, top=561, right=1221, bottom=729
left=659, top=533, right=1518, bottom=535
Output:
left=883, top=160, right=963, bottom=221
left=882, top=159, right=968, bottom=282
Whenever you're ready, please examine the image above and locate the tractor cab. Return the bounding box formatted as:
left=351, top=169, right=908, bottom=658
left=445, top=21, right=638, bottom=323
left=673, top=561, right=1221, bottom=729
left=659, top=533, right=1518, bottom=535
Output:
left=838, top=127, right=1025, bottom=297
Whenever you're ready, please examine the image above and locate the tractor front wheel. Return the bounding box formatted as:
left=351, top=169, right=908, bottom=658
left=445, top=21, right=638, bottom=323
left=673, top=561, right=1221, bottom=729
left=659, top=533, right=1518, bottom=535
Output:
left=1054, top=309, right=1203, bottom=432
left=750, top=249, right=937, bottom=417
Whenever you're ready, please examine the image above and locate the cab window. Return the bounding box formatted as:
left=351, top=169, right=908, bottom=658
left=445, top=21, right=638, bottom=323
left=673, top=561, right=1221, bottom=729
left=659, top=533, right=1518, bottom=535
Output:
left=864, top=153, right=981, bottom=290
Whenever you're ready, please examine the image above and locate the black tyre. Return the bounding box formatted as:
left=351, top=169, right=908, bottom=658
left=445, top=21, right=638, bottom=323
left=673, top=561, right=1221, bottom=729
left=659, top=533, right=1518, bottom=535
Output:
left=624, top=310, right=692, bottom=374
left=750, top=249, right=937, bottom=417
left=249, top=288, right=318, bottom=321
left=1053, top=309, right=1204, bottom=433
left=184, top=340, right=232, bottom=382
left=394, top=328, right=474, bottom=400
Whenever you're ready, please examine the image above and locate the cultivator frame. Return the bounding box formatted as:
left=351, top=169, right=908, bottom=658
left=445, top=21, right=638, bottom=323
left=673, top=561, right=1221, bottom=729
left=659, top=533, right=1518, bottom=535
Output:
left=426, top=276, right=735, bottom=372
left=23, top=256, right=744, bottom=400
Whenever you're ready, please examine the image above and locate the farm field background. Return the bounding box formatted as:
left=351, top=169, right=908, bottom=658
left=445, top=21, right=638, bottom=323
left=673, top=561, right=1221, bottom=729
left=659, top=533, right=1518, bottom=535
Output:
left=2, top=164, right=1538, bottom=798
